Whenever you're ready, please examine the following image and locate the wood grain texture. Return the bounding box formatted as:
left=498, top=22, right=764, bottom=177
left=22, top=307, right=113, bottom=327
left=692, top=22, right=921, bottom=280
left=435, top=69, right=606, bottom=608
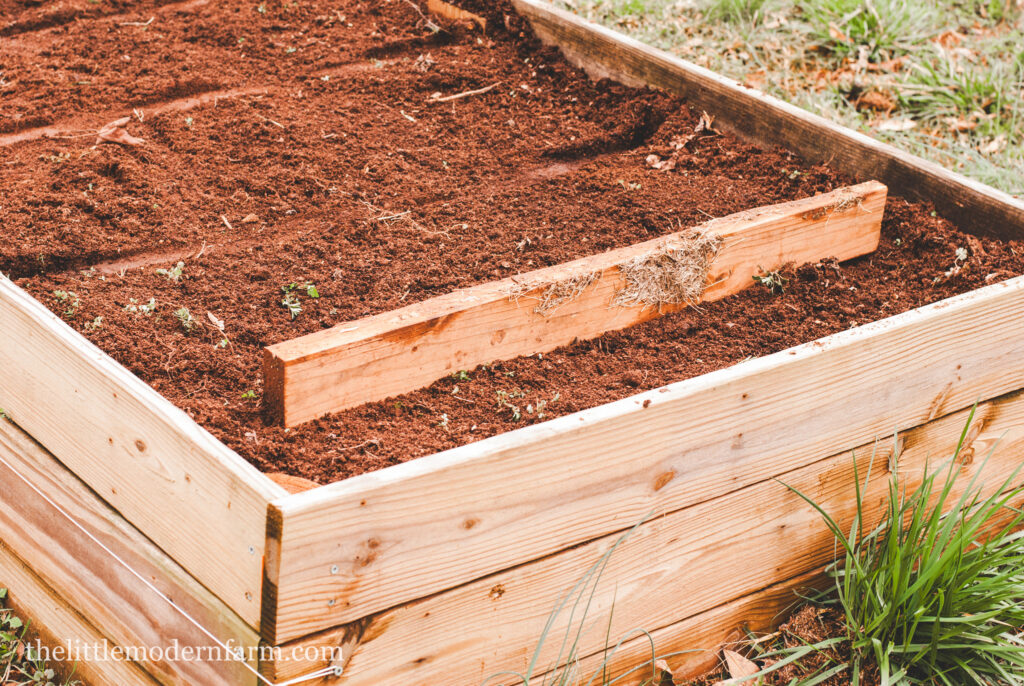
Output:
left=511, top=0, right=1024, bottom=241
left=265, top=183, right=885, bottom=426
left=0, top=275, right=286, bottom=629
left=0, top=418, right=260, bottom=686
left=0, top=540, right=159, bottom=686
left=263, top=275, right=1024, bottom=644
left=265, top=392, right=1024, bottom=684
left=538, top=569, right=831, bottom=685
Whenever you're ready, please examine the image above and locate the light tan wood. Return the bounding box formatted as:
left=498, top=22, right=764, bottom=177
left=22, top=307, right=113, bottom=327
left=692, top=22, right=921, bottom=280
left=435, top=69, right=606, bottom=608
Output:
left=267, top=472, right=322, bottom=494
left=264, top=392, right=1024, bottom=683
left=265, top=183, right=885, bottom=426
left=512, top=0, right=1024, bottom=241
left=263, top=275, right=1024, bottom=644
left=0, top=540, right=159, bottom=686
left=0, top=275, right=286, bottom=629
left=427, top=0, right=486, bottom=28
left=533, top=569, right=831, bottom=685
left=0, top=417, right=260, bottom=685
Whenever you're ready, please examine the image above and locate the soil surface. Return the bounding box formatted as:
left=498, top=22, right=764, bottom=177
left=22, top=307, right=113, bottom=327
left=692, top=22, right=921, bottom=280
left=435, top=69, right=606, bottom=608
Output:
left=3, top=0, right=1023, bottom=484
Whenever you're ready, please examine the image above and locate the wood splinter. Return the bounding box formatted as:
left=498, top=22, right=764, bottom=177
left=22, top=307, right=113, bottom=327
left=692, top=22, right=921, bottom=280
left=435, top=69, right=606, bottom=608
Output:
left=264, top=181, right=887, bottom=427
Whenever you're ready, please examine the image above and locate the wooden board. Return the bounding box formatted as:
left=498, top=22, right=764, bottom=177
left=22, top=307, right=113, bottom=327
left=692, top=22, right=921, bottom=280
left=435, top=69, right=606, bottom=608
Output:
left=265, top=182, right=886, bottom=426
left=0, top=541, right=159, bottom=686
left=511, top=0, right=1024, bottom=241
left=263, top=275, right=1024, bottom=644
left=539, top=569, right=831, bottom=685
left=264, top=391, right=1024, bottom=683
left=0, top=417, right=260, bottom=686
left=0, top=275, right=286, bottom=629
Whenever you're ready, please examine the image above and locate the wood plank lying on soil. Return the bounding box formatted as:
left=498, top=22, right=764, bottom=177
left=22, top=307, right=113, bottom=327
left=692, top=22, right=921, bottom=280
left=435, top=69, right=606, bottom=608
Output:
left=0, top=275, right=286, bottom=629
left=263, top=391, right=1024, bottom=684
left=0, top=541, right=158, bottom=686
left=262, top=275, right=1024, bottom=644
left=264, top=182, right=886, bottom=427
left=510, top=0, right=1024, bottom=241
left=0, top=417, right=261, bottom=686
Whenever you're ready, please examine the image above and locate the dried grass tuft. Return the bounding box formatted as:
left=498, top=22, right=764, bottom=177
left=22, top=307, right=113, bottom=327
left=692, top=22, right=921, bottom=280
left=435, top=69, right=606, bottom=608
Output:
left=506, top=271, right=603, bottom=315
left=612, top=230, right=723, bottom=309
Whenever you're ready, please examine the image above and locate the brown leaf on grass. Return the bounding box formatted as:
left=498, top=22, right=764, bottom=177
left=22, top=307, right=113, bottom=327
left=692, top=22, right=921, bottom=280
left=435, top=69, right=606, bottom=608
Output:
left=724, top=649, right=760, bottom=679
left=981, top=134, right=1008, bottom=154
left=827, top=21, right=851, bottom=43
left=857, top=90, right=896, bottom=112
left=944, top=116, right=978, bottom=132
left=96, top=116, right=144, bottom=146
left=934, top=29, right=965, bottom=48
left=744, top=70, right=767, bottom=90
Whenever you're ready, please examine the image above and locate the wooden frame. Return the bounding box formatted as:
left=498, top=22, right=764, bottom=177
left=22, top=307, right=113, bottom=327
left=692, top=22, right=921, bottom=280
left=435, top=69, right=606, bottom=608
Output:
left=2, top=2, right=1023, bottom=684
left=265, top=182, right=886, bottom=426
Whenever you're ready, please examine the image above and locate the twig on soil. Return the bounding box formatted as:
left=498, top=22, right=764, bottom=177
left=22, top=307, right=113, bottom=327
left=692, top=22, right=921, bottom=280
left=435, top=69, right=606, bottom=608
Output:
left=119, top=16, right=155, bottom=26
left=253, top=112, right=286, bottom=129
left=430, top=82, right=501, bottom=103
left=220, top=215, right=234, bottom=231
left=337, top=438, right=381, bottom=452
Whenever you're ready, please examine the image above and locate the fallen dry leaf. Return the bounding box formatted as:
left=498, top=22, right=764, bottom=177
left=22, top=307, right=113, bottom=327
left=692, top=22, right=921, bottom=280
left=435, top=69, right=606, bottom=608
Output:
left=744, top=70, right=767, bottom=90
left=95, top=116, right=145, bottom=146
left=875, top=117, right=917, bottom=132
left=857, top=90, right=895, bottom=112
left=724, top=649, right=760, bottom=679
left=241, top=213, right=260, bottom=224
left=827, top=21, right=851, bottom=43
left=981, top=134, right=1008, bottom=154
left=944, top=116, right=978, bottom=132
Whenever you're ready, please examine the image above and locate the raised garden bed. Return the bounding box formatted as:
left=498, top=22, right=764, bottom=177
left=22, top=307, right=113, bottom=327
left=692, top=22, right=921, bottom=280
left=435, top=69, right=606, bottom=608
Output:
left=2, top=0, right=1024, bottom=684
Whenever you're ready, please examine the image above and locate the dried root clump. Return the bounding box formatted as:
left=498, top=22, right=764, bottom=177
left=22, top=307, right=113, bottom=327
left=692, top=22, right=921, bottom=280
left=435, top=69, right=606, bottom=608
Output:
left=533, top=272, right=602, bottom=314
left=801, top=189, right=865, bottom=221
left=506, top=271, right=603, bottom=315
left=613, top=230, right=723, bottom=309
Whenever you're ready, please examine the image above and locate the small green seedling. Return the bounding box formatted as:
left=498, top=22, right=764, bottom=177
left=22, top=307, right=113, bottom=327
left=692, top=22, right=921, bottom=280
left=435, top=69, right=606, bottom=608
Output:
left=174, top=307, right=195, bottom=333
left=241, top=390, right=258, bottom=400
left=452, top=370, right=471, bottom=381
left=156, top=261, right=185, bottom=282
left=437, top=413, right=450, bottom=431
left=496, top=389, right=526, bottom=421
left=53, top=290, right=80, bottom=317
left=280, top=282, right=319, bottom=319
left=752, top=268, right=788, bottom=294
left=124, top=297, right=157, bottom=315
left=281, top=288, right=302, bottom=320
left=84, top=316, right=103, bottom=331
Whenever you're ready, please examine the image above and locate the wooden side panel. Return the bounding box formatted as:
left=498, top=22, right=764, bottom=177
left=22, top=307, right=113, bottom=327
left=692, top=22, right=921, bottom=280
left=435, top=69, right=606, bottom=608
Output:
left=266, top=183, right=885, bottom=426
left=543, top=570, right=832, bottom=685
left=0, top=275, right=286, bottom=629
left=264, top=393, right=1024, bottom=683
left=264, top=276, right=1024, bottom=643
left=0, top=541, right=159, bottom=686
left=511, top=0, right=1024, bottom=241
left=0, top=418, right=260, bottom=685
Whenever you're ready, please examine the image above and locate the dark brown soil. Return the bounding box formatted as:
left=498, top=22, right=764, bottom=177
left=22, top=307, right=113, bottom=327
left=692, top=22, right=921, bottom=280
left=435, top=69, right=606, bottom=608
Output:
left=3, top=0, right=1023, bottom=484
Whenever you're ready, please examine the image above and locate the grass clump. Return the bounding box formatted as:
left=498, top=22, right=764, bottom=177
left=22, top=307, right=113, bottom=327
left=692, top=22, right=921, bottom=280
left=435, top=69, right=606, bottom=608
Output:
left=750, top=410, right=1024, bottom=684
left=558, top=0, right=1024, bottom=194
